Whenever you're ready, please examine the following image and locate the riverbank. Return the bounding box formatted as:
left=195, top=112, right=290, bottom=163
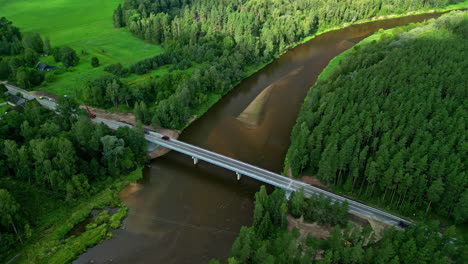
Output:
left=177, top=1, right=467, bottom=133
left=78, top=105, right=181, bottom=159
left=7, top=168, right=143, bottom=264
left=179, top=60, right=272, bottom=130
left=317, top=26, right=401, bottom=81
left=293, top=0, right=467, bottom=48
left=282, top=23, right=431, bottom=225
left=285, top=12, right=459, bottom=224
left=283, top=10, right=467, bottom=235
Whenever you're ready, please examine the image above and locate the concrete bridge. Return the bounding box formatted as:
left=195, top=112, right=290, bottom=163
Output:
left=4, top=82, right=411, bottom=228
left=142, top=129, right=411, bottom=227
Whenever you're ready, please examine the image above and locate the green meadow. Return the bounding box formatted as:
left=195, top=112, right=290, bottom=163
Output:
left=0, top=0, right=163, bottom=96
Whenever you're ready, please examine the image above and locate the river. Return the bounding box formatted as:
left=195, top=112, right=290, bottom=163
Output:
left=75, top=11, right=447, bottom=264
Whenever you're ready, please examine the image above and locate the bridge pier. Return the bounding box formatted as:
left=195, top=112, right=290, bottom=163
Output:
left=192, top=157, right=198, bottom=165
left=236, top=172, right=242, bottom=180
left=285, top=190, right=292, bottom=200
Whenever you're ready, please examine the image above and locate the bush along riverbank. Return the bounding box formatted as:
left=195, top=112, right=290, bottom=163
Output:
left=7, top=168, right=143, bottom=264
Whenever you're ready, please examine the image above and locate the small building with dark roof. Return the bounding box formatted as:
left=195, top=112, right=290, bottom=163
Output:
left=8, top=94, right=27, bottom=106
left=35, top=62, right=55, bottom=72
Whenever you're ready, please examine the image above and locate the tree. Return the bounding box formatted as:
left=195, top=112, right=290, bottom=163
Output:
left=15, top=146, right=31, bottom=181
left=43, top=37, right=51, bottom=54
left=53, top=137, right=77, bottom=185
left=4, top=140, right=19, bottom=173
left=426, top=178, right=444, bottom=213
left=91, top=57, right=99, bottom=67
left=227, top=258, right=239, bottom=264
left=288, top=122, right=310, bottom=177
left=15, top=67, right=30, bottom=89
left=113, top=4, right=124, bottom=28
left=115, top=125, right=147, bottom=165
left=22, top=33, right=43, bottom=53
left=100, top=135, right=124, bottom=173
left=453, top=189, right=468, bottom=224
left=290, top=189, right=305, bottom=218
left=0, top=83, right=7, bottom=94
left=56, top=96, right=79, bottom=119
left=0, top=17, right=22, bottom=55
left=23, top=48, right=38, bottom=67
left=134, top=101, right=150, bottom=124
left=0, top=60, right=10, bottom=79
left=106, top=79, right=122, bottom=107
left=66, top=174, right=90, bottom=200
left=57, top=46, right=79, bottom=67
left=256, top=212, right=273, bottom=239
left=104, top=63, right=126, bottom=76
left=231, top=226, right=253, bottom=262
left=0, top=189, right=22, bottom=244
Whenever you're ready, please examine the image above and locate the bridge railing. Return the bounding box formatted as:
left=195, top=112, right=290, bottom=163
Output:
left=146, top=131, right=412, bottom=226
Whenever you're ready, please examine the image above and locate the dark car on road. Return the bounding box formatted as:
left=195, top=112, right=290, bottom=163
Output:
left=398, top=221, right=410, bottom=228
left=162, top=135, right=170, bottom=140
left=144, top=129, right=150, bottom=135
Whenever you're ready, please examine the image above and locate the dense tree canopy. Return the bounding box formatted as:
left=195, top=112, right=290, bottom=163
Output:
left=0, top=17, right=22, bottom=56
left=218, top=186, right=466, bottom=264
left=0, top=102, right=147, bottom=254
left=80, top=75, right=133, bottom=107
left=284, top=11, right=467, bottom=222
left=54, top=46, right=80, bottom=67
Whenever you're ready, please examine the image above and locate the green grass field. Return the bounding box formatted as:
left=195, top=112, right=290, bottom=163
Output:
left=0, top=104, right=11, bottom=116
left=0, top=0, right=163, bottom=96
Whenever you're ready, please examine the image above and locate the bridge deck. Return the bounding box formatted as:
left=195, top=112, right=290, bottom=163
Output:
left=145, top=131, right=411, bottom=227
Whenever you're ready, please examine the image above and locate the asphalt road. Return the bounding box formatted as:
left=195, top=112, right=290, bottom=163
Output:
left=3, top=82, right=57, bottom=110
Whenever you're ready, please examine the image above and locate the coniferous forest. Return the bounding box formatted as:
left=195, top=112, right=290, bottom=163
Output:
left=103, top=0, right=462, bottom=129
left=214, top=186, right=466, bottom=264
left=284, top=11, right=467, bottom=223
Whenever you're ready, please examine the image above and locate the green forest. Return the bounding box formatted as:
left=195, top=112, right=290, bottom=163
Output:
left=2, top=1, right=463, bottom=129
left=213, top=186, right=466, bottom=264
left=0, top=99, right=147, bottom=260
left=1, top=0, right=467, bottom=262
left=93, top=0, right=461, bottom=129
left=284, top=11, right=467, bottom=223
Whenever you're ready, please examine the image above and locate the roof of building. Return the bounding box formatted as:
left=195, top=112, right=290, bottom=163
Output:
left=35, top=62, right=48, bottom=71
left=8, top=95, right=27, bottom=105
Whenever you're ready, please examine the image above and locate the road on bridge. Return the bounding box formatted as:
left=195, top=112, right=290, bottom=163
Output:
left=3, top=82, right=411, bottom=228
left=144, top=132, right=411, bottom=228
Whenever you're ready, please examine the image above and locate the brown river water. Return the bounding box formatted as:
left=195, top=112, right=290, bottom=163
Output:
left=75, top=12, right=446, bottom=264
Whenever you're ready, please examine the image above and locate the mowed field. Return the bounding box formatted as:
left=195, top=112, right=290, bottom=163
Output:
left=0, top=0, right=164, bottom=96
